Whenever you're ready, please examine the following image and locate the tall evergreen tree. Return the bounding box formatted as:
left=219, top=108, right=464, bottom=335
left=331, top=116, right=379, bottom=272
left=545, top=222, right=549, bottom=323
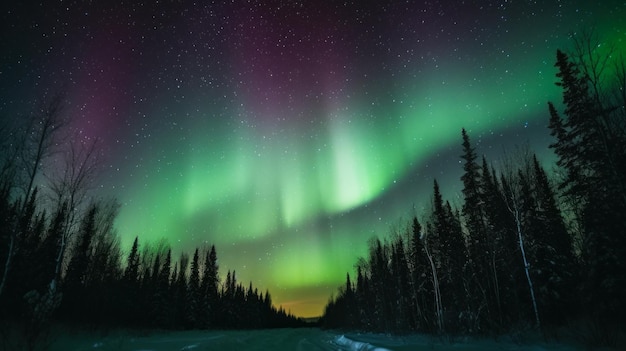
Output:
left=549, top=49, right=626, bottom=322
left=431, top=180, right=467, bottom=326
left=460, top=129, right=500, bottom=328
left=36, top=202, right=68, bottom=292
left=200, top=245, right=219, bottom=328
left=121, top=236, right=141, bottom=325
left=173, top=253, right=189, bottom=328
left=390, top=236, right=411, bottom=331
left=409, top=216, right=434, bottom=331
left=2, top=189, right=41, bottom=316
left=187, top=248, right=201, bottom=328
left=480, top=158, right=525, bottom=325
left=154, top=249, right=172, bottom=328
left=529, top=156, right=577, bottom=324
left=62, top=205, right=97, bottom=319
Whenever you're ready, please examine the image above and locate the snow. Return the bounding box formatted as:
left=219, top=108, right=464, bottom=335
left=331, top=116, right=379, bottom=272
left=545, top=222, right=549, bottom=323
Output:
left=46, top=327, right=585, bottom=351
left=334, top=334, right=391, bottom=351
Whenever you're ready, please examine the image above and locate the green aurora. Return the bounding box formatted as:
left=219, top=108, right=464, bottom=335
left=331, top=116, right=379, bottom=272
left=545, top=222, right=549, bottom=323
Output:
left=1, top=1, right=624, bottom=317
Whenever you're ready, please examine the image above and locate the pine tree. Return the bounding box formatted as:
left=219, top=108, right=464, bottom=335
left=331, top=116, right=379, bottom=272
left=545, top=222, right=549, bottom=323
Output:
left=147, top=252, right=161, bottom=325
left=62, top=205, right=97, bottom=319
left=423, top=222, right=443, bottom=333
left=154, top=249, right=172, bottom=328
left=391, top=236, right=411, bottom=331
left=124, top=237, right=140, bottom=284
left=37, top=202, right=68, bottom=292
left=121, top=236, right=141, bottom=325
left=187, top=248, right=201, bottom=328
left=86, top=221, right=122, bottom=326
left=369, top=238, right=392, bottom=331
left=173, top=253, right=189, bottom=328
left=409, top=216, right=433, bottom=331
left=480, top=158, right=524, bottom=325
left=514, top=169, right=541, bottom=327
left=343, top=272, right=356, bottom=328
left=460, top=129, right=499, bottom=328
left=431, top=180, right=467, bottom=327
left=530, top=156, right=577, bottom=324
left=461, top=129, right=484, bottom=243
left=2, top=189, right=41, bottom=316
left=549, top=49, right=626, bottom=322
left=200, top=245, right=219, bottom=328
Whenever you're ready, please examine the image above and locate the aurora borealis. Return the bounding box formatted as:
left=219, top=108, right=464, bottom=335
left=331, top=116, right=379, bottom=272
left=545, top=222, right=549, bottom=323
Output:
left=1, top=1, right=624, bottom=317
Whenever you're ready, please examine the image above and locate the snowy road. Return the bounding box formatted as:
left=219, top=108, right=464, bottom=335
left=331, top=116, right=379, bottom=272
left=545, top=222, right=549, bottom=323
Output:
left=49, top=327, right=581, bottom=351
left=52, top=328, right=363, bottom=351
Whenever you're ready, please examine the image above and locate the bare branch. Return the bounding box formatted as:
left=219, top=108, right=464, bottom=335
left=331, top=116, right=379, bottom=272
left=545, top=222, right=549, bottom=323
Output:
left=571, top=29, right=615, bottom=104
left=47, top=137, right=101, bottom=214
left=19, top=92, right=70, bottom=204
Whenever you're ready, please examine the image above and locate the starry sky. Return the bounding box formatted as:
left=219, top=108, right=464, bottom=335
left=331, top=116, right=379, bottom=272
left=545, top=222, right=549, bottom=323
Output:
left=1, top=1, right=624, bottom=317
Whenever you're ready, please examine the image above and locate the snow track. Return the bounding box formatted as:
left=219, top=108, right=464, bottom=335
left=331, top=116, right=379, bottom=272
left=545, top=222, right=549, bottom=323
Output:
left=333, top=335, right=391, bottom=351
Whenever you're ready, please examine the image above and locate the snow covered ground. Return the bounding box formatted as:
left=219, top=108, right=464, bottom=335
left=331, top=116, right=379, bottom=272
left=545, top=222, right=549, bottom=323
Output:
left=46, top=327, right=587, bottom=351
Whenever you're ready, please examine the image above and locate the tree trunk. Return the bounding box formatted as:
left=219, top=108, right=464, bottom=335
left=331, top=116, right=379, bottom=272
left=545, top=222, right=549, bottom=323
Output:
left=0, top=234, right=15, bottom=296
left=425, top=241, right=444, bottom=333
left=512, top=201, right=541, bottom=328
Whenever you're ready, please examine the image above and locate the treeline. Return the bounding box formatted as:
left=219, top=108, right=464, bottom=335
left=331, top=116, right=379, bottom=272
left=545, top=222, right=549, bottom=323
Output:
left=322, top=135, right=576, bottom=334
left=0, top=95, right=303, bottom=343
left=111, top=237, right=302, bottom=330
left=0, top=196, right=301, bottom=330
left=322, top=41, right=626, bottom=341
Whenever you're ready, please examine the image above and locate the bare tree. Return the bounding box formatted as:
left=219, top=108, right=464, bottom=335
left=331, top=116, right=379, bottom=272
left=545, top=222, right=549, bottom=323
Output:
left=613, top=58, right=626, bottom=125
left=499, top=148, right=541, bottom=329
left=0, top=94, right=69, bottom=297
left=90, top=198, right=122, bottom=283
left=502, top=177, right=541, bottom=329
left=424, top=231, right=444, bottom=333
left=20, top=93, right=69, bottom=203
left=46, top=137, right=102, bottom=280
left=571, top=30, right=615, bottom=108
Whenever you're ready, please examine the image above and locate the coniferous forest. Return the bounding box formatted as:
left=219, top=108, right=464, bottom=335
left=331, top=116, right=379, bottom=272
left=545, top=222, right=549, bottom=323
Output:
left=0, top=101, right=304, bottom=349
left=0, top=199, right=303, bottom=347
left=1, top=30, right=625, bottom=350
left=321, top=44, right=626, bottom=343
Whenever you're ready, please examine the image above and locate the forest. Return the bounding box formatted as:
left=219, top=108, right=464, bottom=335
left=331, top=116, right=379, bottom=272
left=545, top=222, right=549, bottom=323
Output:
left=0, top=99, right=304, bottom=349
left=0, top=32, right=625, bottom=349
left=321, top=39, right=626, bottom=347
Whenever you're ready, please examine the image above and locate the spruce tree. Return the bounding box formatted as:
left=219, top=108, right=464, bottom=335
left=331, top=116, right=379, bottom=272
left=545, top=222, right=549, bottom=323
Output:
left=173, top=253, right=189, bottom=328
left=549, top=49, right=626, bottom=322
left=200, top=245, right=219, bottom=328
left=431, top=180, right=466, bottom=326
left=62, top=205, right=97, bottom=319
left=154, top=249, right=172, bottom=328
left=480, top=159, right=523, bottom=324
left=460, top=129, right=499, bottom=328
left=530, top=155, right=577, bottom=324
left=122, top=236, right=140, bottom=325
left=187, top=248, right=201, bottom=328
left=37, top=202, right=68, bottom=291
left=391, top=236, right=411, bottom=331
left=3, top=189, right=40, bottom=316
left=409, top=216, right=433, bottom=331
left=124, top=237, right=140, bottom=284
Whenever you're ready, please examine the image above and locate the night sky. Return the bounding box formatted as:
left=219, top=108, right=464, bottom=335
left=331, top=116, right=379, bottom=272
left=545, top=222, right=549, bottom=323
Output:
left=1, top=1, right=624, bottom=317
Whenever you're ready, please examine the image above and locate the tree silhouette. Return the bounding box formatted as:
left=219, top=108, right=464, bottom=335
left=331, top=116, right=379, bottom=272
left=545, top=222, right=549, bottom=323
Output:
left=549, top=46, right=626, bottom=324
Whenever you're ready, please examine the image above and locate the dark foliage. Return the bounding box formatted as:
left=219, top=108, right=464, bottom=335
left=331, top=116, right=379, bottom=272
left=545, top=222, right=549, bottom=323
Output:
left=322, top=46, right=625, bottom=341
left=0, top=185, right=304, bottom=336
left=549, top=48, right=626, bottom=325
